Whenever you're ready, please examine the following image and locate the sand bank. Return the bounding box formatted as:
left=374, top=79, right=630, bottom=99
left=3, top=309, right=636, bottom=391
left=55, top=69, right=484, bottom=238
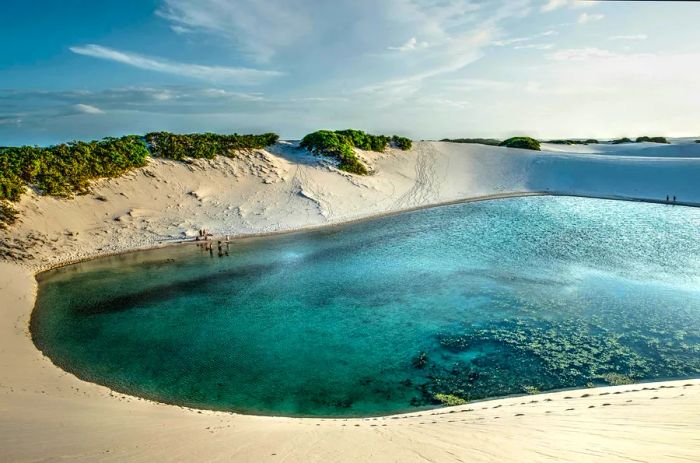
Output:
left=1, top=141, right=699, bottom=462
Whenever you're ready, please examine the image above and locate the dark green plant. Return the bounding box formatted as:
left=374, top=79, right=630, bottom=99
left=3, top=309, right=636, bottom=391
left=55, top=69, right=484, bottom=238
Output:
left=499, top=137, right=541, bottom=151
left=391, top=135, right=412, bottom=150
left=300, top=129, right=410, bottom=175
left=0, top=136, right=149, bottom=199
left=412, top=351, right=428, bottom=369
left=545, top=139, right=574, bottom=145
left=584, top=139, right=599, bottom=144
left=146, top=132, right=279, bottom=160
left=635, top=136, right=669, bottom=144
left=0, top=201, right=17, bottom=229
left=545, top=139, right=596, bottom=145
left=611, top=137, right=633, bottom=144
left=440, top=138, right=502, bottom=146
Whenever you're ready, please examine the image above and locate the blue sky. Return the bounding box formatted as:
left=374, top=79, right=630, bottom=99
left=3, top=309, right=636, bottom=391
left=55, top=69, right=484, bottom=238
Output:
left=1, top=0, right=699, bottom=145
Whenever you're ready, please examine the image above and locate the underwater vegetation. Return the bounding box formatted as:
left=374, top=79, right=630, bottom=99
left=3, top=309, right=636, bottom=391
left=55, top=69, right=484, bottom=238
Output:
left=419, top=300, right=700, bottom=405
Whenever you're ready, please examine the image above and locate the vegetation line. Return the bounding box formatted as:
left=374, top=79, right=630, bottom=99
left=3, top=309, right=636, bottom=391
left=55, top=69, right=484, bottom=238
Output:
left=0, top=132, right=279, bottom=228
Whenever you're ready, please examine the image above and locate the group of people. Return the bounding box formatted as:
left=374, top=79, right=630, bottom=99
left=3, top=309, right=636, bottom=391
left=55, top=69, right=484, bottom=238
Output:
left=665, top=195, right=679, bottom=204
left=195, top=229, right=232, bottom=258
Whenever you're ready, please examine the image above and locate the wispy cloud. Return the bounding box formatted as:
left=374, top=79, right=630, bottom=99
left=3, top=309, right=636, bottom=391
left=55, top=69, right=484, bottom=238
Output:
left=73, top=103, right=104, bottom=114
left=541, top=0, right=568, bottom=12
left=493, top=30, right=557, bottom=47
left=541, top=0, right=597, bottom=12
left=548, top=47, right=616, bottom=61
left=578, top=12, right=604, bottom=24
left=608, top=34, right=648, bottom=41
left=388, top=37, right=429, bottom=52
left=157, top=0, right=311, bottom=62
left=514, top=43, right=554, bottom=50
left=70, top=44, right=283, bottom=83
left=356, top=28, right=495, bottom=95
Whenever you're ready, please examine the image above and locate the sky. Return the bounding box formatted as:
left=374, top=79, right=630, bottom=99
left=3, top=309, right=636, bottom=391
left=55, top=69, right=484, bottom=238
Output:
left=1, top=0, right=699, bottom=145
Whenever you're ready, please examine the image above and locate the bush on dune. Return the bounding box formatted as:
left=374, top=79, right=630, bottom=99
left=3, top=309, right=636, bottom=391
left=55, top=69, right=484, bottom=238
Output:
left=300, top=129, right=411, bottom=175
left=635, top=136, right=669, bottom=144
left=0, top=201, right=17, bottom=230
left=611, top=137, right=633, bottom=144
left=499, top=137, right=541, bottom=151
left=0, top=135, right=150, bottom=199
left=146, top=132, right=279, bottom=160
left=391, top=135, right=412, bottom=150
left=545, top=139, right=598, bottom=145
left=440, top=138, right=502, bottom=146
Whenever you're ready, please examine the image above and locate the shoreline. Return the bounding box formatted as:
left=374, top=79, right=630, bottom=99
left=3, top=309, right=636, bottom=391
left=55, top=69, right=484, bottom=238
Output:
left=27, top=191, right=700, bottom=420
left=30, top=189, right=700, bottom=275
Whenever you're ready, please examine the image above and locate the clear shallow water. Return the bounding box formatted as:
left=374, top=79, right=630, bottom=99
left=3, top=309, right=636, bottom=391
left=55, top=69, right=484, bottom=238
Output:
left=32, top=197, right=700, bottom=417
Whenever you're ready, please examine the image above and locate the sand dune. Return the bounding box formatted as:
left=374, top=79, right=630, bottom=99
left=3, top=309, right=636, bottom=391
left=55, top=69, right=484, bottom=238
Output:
left=1, top=140, right=699, bottom=462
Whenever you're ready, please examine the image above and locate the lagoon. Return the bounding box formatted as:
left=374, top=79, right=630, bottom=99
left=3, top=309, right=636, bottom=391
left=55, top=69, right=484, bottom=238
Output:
left=31, top=197, right=700, bottom=416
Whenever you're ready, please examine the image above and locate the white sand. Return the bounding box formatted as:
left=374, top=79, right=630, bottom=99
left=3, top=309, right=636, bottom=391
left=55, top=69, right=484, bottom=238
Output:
left=1, top=140, right=699, bottom=462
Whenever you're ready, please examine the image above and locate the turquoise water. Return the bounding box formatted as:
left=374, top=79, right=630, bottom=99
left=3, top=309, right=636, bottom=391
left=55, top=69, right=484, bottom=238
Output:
left=32, top=197, right=700, bottom=417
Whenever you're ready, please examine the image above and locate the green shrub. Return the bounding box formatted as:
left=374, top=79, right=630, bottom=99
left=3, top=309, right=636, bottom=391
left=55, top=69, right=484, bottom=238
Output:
left=440, top=138, right=502, bottom=146
left=635, top=136, right=669, bottom=144
left=584, top=139, right=599, bottom=144
left=300, top=129, right=409, bottom=174
left=0, top=201, right=18, bottom=229
left=391, top=135, right=412, bottom=150
left=499, top=137, right=541, bottom=151
left=335, top=129, right=390, bottom=152
left=611, top=137, right=633, bottom=144
left=146, top=132, right=279, bottom=160
left=0, top=136, right=149, bottom=199
left=546, top=139, right=596, bottom=145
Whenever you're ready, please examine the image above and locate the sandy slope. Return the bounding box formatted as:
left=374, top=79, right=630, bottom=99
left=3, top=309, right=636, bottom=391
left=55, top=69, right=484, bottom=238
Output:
left=1, top=140, right=699, bottom=462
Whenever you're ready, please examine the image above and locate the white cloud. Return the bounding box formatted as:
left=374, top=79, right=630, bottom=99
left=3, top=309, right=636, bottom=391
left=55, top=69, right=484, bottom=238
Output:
left=157, top=0, right=312, bottom=62
left=70, top=44, right=283, bottom=83
left=356, top=28, right=495, bottom=95
left=578, top=12, right=604, bottom=24
left=73, top=104, right=104, bottom=114
left=548, top=47, right=616, bottom=61
left=608, top=34, right=648, bottom=41
left=514, top=43, right=554, bottom=50
left=388, top=37, right=429, bottom=52
left=493, top=30, right=557, bottom=47
left=541, top=0, right=568, bottom=12
left=541, top=0, right=597, bottom=12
